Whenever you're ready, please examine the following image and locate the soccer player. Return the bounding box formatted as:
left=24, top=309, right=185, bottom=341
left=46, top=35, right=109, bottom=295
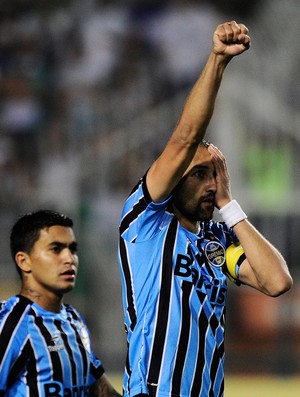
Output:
left=118, top=21, right=293, bottom=397
left=0, top=210, right=121, bottom=397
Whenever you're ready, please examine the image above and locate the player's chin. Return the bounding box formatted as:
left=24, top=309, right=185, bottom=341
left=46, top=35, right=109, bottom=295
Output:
left=59, top=282, right=76, bottom=294
left=198, top=206, right=214, bottom=222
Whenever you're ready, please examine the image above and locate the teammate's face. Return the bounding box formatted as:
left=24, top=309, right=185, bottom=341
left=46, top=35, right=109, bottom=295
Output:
left=20, top=226, right=79, bottom=298
left=172, top=145, right=217, bottom=223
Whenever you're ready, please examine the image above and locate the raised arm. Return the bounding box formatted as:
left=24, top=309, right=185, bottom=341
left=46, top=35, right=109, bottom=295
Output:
left=208, top=144, right=293, bottom=297
left=146, top=21, right=251, bottom=203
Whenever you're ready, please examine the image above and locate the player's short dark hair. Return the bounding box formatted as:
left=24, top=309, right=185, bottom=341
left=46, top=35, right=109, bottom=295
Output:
left=10, top=210, right=73, bottom=277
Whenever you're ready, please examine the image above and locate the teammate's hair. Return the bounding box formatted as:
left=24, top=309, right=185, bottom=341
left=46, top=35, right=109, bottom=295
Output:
left=10, top=210, right=73, bottom=278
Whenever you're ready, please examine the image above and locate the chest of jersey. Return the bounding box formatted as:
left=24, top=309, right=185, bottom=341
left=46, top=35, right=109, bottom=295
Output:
left=173, top=231, right=227, bottom=306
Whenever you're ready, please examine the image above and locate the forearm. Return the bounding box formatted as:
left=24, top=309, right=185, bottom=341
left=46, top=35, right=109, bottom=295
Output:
left=174, top=52, right=230, bottom=147
left=233, top=219, right=292, bottom=296
left=147, top=53, right=230, bottom=203
left=146, top=21, right=250, bottom=203
left=175, top=18, right=251, bottom=146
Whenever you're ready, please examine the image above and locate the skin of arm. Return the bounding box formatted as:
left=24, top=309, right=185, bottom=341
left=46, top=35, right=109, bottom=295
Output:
left=90, top=374, right=122, bottom=397
left=209, top=144, right=293, bottom=297
left=146, top=21, right=251, bottom=203
left=232, top=220, right=292, bottom=297
left=144, top=19, right=292, bottom=296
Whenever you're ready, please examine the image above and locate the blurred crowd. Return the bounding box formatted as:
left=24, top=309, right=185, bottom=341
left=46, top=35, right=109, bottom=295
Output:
left=0, top=0, right=262, bottom=212
left=1, top=0, right=300, bottom=373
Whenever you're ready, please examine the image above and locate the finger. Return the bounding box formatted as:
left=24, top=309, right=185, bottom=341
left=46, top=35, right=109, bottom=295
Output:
left=219, top=21, right=243, bottom=42
left=223, top=21, right=241, bottom=42
left=238, top=23, right=249, bottom=35
left=237, top=33, right=251, bottom=49
left=214, top=24, right=227, bottom=43
left=208, top=144, right=224, bottom=160
left=228, top=21, right=250, bottom=41
left=210, top=152, right=225, bottom=176
left=208, top=144, right=229, bottom=174
left=216, top=21, right=250, bottom=45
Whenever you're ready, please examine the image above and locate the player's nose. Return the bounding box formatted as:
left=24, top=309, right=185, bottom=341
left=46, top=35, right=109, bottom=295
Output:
left=206, top=175, right=217, bottom=192
left=62, top=248, right=76, bottom=264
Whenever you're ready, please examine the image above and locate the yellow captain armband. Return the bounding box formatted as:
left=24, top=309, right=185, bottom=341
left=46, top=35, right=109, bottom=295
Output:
left=224, top=243, right=246, bottom=285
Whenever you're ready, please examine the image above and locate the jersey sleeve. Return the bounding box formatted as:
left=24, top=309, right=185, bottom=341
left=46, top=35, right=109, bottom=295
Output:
left=120, top=174, right=172, bottom=243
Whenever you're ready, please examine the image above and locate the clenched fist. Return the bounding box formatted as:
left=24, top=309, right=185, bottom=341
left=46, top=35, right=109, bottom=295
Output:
left=213, top=21, right=251, bottom=58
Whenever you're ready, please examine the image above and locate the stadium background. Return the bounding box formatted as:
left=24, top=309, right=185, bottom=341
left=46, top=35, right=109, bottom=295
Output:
left=0, top=0, right=299, bottom=395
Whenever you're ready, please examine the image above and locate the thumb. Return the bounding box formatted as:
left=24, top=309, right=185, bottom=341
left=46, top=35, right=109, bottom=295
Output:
left=237, top=33, right=251, bottom=49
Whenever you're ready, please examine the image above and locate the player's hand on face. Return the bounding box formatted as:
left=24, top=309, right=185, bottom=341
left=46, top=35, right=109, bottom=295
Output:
left=213, top=21, right=251, bottom=58
left=208, top=144, right=232, bottom=209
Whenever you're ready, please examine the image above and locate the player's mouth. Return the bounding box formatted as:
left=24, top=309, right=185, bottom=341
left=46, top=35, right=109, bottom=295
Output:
left=60, top=269, right=76, bottom=280
left=201, top=195, right=215, bottom=206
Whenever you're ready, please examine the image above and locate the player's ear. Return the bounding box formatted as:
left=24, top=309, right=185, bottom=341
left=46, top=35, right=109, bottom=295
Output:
left=15, top=252, right=32, bottom=274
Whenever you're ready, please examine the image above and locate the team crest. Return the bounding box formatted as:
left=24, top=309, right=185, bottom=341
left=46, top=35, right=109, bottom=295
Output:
left=204, top=241, right=225, bottom=267
left=78, top=322, right=91, bottom=354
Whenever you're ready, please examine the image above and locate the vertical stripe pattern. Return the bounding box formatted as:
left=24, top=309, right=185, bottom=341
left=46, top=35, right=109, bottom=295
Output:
left=119, top=176, right=240, bottom=397
left=0, top=296, right=104, bottom=396
left=147, top=217, right=178, bottom=383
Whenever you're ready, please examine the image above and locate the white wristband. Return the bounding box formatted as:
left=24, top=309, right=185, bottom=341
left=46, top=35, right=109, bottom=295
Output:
left=219, top=200, right=247, bottom=228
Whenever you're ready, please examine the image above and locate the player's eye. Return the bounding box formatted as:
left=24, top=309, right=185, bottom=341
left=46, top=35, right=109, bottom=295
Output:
left=51, top=246, right=61, bottom=254
left=193, top=170, right=206, bottom=179
left=69, top=243, right=78, bottom=255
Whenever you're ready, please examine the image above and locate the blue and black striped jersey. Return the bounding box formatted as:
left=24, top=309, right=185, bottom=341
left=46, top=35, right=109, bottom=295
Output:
left=0, top=295, right=104, bottom=397
left=118, top=175, right=240, bottom=397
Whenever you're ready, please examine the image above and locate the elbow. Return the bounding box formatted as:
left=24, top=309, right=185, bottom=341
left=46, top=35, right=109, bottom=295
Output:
left=267, top=273, right=293, bottom=298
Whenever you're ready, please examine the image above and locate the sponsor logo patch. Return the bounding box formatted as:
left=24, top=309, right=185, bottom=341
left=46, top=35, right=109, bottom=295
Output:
left=48, top=332, right=64, bottom=352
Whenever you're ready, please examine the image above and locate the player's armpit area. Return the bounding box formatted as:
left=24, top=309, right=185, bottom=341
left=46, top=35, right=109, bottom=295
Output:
left=89, top=374, right=122, bottom=397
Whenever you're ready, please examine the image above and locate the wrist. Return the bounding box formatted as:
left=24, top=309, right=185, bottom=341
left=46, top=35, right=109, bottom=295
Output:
left=219, top=199, right=247, bottom=228
left=208, top=51, right=231, bottom=74
left=216, top=198, right=231, bottom=210
left=211, top=50, right=233, bottom=66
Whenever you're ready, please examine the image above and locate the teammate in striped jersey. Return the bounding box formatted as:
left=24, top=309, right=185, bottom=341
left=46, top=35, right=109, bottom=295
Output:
left=118, top=21, right=292, bottom=397
left=0, top=210, right=121, bottom=397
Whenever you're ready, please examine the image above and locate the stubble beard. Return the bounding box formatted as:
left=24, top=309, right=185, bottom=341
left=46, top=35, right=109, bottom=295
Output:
left=195, top=204, right=215, bottom=222
left=173, top=200, right=215, bottom=224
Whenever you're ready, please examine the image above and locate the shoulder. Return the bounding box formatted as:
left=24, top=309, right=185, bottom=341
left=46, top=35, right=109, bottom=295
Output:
left=122, top=173, right=172, bottom=214
left=122, top=176, right=149, bottom=213
left=120, top=175, right=173, bottom=240
left=0, top=295, right=32, bottom=317
left=0, top=296, right=32, bottom=340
